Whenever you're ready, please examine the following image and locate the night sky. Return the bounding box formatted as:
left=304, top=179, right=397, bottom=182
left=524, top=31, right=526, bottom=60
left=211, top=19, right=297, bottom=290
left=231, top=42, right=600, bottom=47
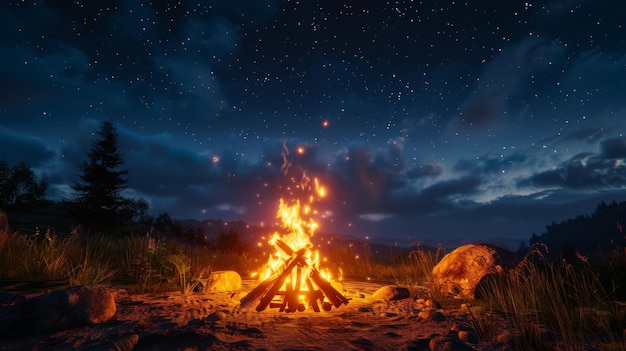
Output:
left=1, top=1, right=626, bottom=248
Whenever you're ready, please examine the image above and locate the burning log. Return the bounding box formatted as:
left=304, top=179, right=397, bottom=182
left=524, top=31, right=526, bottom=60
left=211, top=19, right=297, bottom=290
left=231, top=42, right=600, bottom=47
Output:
left=305, top=278, right=321, bottom=312
left=241, top=241, right=349, bottom=313
left=240, top=274, right=278, bottom=308
left=254, top=249, right=306, bottom=312
left=309, top=267, right=349, bottom=307
left=274, top=239, right=296, bottom=256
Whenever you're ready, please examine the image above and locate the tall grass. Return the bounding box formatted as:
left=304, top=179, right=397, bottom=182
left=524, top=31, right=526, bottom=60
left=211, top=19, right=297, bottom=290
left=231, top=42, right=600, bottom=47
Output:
left=400, top=243, right=447, bottom=298
left=66, top=234, right=117, bottom=286
left=0, top=228, right=74, bottom=281
left=0, top=228, right=242, bottom=293
left=323, top=241, right=445, bottom=289
left=475, top=244, right=625, bottom=350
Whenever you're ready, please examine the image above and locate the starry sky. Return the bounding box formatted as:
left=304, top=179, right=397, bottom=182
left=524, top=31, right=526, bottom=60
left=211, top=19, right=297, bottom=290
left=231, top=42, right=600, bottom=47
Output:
left=1, top=0, right=626, bottom=248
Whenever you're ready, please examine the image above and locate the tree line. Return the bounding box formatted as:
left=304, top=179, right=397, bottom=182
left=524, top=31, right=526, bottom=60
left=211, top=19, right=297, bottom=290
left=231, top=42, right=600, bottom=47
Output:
left=1, top=121, right=146, bottom=232
left=0, top=160, right=49, bottom=210
left=529, top=200, right=626, bottom=259
left=2, top=120, right=247, bottom=251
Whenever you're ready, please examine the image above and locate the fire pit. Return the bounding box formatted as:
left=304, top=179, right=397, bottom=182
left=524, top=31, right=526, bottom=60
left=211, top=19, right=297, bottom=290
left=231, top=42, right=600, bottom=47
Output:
left=241, top=172, right=348, bottom=312
left=241, top=238, right=348, bottom=312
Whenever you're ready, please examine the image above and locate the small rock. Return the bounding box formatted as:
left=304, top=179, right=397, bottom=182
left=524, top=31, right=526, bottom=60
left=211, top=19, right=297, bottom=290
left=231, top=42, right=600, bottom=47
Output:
left=431, top=311, right=446, bottom=322
left=370, top=285, right=410, bottom=302
left=457, top=330, right=478, bottom=344
left=496, top=331, right=513, bottom=343
left=425, top=299, right=441, bottom=309
left=418, top=310, right=446, bottom=322
left=205, top=311, right=228, bottom=322
left=429, top=336, right=476, bottom=351
left=206, top=271, right=242, bottom=292
left=451, top=323, right=479, bottom=344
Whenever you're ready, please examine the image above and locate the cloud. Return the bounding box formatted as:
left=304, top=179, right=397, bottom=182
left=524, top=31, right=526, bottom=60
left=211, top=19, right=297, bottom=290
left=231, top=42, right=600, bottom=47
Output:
left=450, top=38, right=568, bottom=131
left=519, top=137, right=626, bottom=190
left=561, top=127, right=606, bottom=144
left=329, top=143, right=408, bottom=214
left=599, top=137, right=626, bottom=159
left=109, top=129, right=305, bottom=220
left=406, top=161, right=444, bottom=179
left=358, top=213, right=393, bottom=222
left=0, top=128, right=56, bottom=166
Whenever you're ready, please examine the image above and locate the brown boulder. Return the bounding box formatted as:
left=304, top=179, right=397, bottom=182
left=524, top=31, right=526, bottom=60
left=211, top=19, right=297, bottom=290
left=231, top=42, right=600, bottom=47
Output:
left=206, top=270, right=242, bottom=292
left=0, top=285, right=116, bottom=336
left=431, top=244, right=513, bottom=299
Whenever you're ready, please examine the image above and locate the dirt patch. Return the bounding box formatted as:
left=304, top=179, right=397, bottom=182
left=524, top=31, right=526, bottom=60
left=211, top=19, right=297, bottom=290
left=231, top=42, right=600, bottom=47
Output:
left=0, top=280, right=566, bottom=350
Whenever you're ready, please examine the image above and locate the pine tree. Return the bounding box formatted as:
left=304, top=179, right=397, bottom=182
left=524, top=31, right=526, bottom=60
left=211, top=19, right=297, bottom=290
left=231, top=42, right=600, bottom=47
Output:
left=72, top=120, right=145, bottom=230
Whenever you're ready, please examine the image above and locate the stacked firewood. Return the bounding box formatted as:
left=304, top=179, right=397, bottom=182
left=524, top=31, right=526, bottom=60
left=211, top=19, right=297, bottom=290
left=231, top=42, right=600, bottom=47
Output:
left=240, top=240, right=349, bottom=312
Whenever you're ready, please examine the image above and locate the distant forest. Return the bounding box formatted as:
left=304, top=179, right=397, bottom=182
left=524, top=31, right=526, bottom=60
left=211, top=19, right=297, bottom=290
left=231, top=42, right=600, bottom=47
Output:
left=529, top=200, right=626, bottom=259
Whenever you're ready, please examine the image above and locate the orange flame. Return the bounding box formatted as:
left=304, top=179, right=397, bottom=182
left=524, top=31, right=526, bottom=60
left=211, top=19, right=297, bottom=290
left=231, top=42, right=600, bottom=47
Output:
left=259, top=175, right=333, bottom=293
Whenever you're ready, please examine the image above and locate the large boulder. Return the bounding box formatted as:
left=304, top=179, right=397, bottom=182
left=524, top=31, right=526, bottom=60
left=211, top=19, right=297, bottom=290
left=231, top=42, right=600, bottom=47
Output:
left=431, top=244, right=513, bottom=299
left=0, top=285, right=116, bottom=336
left=205, top=270, right=242, bottom=292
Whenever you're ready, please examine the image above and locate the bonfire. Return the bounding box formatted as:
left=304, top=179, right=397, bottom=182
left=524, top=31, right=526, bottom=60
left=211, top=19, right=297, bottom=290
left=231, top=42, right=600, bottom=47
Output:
left=241, top=174, right=348, bottom=312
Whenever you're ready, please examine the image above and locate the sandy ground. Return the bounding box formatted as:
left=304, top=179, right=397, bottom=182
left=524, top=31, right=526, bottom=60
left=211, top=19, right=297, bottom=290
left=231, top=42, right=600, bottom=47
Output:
left=0, top=280, right=521, bottom=351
